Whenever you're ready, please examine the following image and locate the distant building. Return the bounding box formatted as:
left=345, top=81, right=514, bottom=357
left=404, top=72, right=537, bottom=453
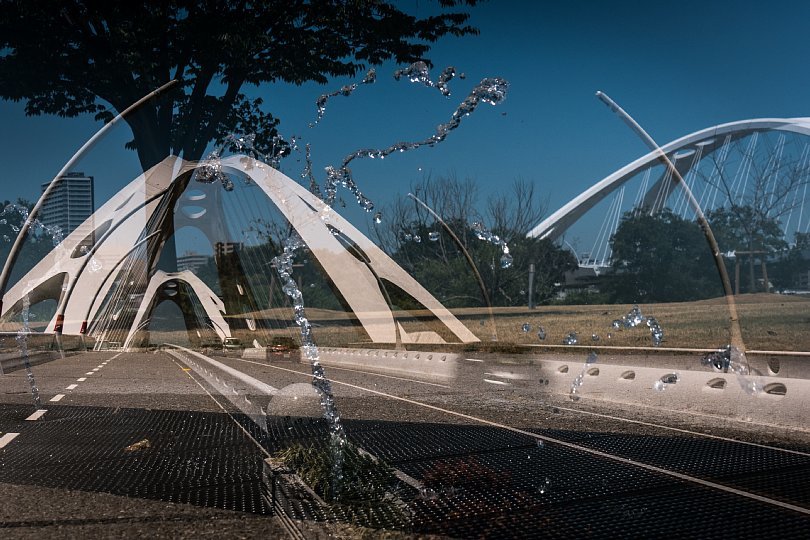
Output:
left=41, top=172, right=94, bottom=238
left=177, top=252, right=209, bottom=273
left=215, top=242, right=242, bottom=258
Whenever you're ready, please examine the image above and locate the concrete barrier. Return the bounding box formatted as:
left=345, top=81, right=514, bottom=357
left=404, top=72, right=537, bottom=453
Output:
left=315, top=347, right=460, bottom=383
left=526, top=357, right=810, bottom=431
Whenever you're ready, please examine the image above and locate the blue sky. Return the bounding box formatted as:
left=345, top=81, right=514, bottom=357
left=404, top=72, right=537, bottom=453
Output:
left=2, top=0, right=810, bottom=241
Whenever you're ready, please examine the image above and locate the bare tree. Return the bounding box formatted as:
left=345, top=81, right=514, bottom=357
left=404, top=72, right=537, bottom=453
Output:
left=696, top=134, right=810, bottom=292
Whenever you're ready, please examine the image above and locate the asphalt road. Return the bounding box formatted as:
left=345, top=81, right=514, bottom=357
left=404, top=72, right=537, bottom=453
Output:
left=1, top=349, right=809, bottom=538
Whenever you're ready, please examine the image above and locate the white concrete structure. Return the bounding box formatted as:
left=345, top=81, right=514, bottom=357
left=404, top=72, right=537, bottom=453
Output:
left=528, top=117, right=810, bottom=241
left=1, top=156, right=478, bottom=349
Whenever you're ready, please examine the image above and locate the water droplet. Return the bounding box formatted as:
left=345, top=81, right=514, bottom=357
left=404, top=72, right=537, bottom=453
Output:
left=500, top=253, right=513, bottom=268
left=428, top=231, right=440, bottom=242
left=537, top=327, right=546, bottom=340
left=88, top=258, right=102, bottom=273
left=521, top=322, right=531, bottom=333
left=591, top=333, right=600, bottom=342
left=373, top=212, right=382, bottom=224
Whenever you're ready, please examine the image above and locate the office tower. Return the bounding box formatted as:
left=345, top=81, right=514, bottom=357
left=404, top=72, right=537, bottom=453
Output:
left=41, top=172, right=94, bottom=238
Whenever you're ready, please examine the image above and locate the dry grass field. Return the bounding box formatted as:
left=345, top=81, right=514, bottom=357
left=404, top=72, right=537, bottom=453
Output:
left=249, top=293, right=810, bottom=353
left=4, top=293, right=807, bottom=354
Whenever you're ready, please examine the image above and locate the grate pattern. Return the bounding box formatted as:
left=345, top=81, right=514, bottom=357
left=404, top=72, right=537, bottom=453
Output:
left=2, top=404, right=809, bottom=537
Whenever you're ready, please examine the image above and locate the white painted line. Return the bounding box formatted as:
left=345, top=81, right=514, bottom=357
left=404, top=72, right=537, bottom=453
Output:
left=465, top=358, right=485, bottom=362
left=92, top=368, right=100, bottom=372
left=25, top=410, right=47, bottom=421
left=85, top=372, right=94, bottom=376
left=49, top=394, right=65, bottom=402
left=483, top=379, right=511, bottom=386
left=164, top=345, right=278, bottom=395
left=66, top=384, right=78, bottom=390
left=551, top=405, right=810, bottom=458
left=243, top=358, right=810, bottom=517
left=0, top=433, right=20, bottom=449
left=77, top=377, right=87, bottom=382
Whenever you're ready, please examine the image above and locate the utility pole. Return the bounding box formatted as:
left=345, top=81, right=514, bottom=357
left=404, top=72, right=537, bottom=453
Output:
left=528, top=263, right=536, bottom=309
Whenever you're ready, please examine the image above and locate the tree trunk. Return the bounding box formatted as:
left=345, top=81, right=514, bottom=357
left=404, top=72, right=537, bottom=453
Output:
left=748, top=255, right=756, bottom=292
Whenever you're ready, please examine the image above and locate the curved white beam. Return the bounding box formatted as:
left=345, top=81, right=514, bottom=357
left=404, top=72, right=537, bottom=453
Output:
left=528, top=117, right=810, bottom=240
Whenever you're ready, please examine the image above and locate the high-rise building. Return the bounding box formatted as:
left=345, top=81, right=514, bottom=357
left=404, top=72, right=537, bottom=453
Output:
left=41, top=172, right=94, bottom=238
left=177, top=251, right=209, bottom=273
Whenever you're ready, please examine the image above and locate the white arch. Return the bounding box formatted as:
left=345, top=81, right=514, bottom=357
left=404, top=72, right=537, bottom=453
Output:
left=2, top=155, right=479, bottom=345
left=527, top=117, right=810, bottom=241
left=123, top=270, right=230, bottom=350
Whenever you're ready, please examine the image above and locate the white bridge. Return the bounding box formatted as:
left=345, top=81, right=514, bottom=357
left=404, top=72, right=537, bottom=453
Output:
left=1, top=156, right=478, bottom=349
left=529, top=117, right=810, bottom=267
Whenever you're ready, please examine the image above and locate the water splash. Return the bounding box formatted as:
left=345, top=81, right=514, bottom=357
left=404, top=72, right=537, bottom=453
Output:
left=653, top=372, right=679, bottom=392
left=322, top=76, right=508, bottom=210
left=536, top=327, right=546, bottom=341
left=194, top=132, right=295, bottom=189
left=647, top=317, right=664, bottom=346
left=612, top=305, right=664, bottom=346
left=311, top=69, right=376, bottom=125
left=701, top=345, right=760, bottom=395
left=1, top=204, right=64, bottom=246
left=301, top=143, right=323, bottom=198
left=16, top=294, right=41, bottom=410
left=471, top=221, right=513, bottom=268
left=622, top=305, right=645, bottom=328
left=569, top=351, right=597, bottom=401
left=562, top=331, right=579, bottom=345
left=393, top=61, right=456, bottom=96
left=272, top=232, right=347, bottom=497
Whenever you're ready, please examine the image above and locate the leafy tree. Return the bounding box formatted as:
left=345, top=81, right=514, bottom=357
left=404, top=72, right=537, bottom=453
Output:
left=769, top=232, right=810, bottom=290
left=376, top=175, right=576, bottom=307
left=706, top=205, right=787, bottom=292
left=0, top=0, right=479, bottom=170
left=607, top=208, right=722, bottom=303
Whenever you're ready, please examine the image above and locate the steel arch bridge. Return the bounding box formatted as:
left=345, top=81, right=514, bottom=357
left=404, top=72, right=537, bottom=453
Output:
left=528, top=117, right=810, bottom=253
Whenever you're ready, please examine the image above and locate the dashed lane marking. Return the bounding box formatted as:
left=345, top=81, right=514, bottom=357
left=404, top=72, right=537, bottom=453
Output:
left=25, top=410, right=47, bottom=421
left=0, top=433, right=20, bottom=449
left=85, top=372, right=94, bottom=376
left=77, top=377, right=87, bottom=382
left=49, top=394, right=65, bottom=402
left=66, top=384, right=78, bottom=390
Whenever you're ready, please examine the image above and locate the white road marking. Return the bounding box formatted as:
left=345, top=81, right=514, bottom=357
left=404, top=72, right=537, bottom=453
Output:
left=85, top=372, right=94, bottom=376
left=164, top=345, right=277, bottom=395
left=49, top=394, right=65, bottom=402
left=25, top=410, right=47, bottom=421
left=164, top=355, right=308, bottom=540
left=551, top=404, right=810, bottom=458
left=77, top=377, right=87, bottom=382
left=0, top=433, right=20, bottom=449
left=483, top=379, right=511, bottom=386
left=92, top=368, right=100, bottom=372
left=238, top=358, right=810, bottom=517
left=66, top=384, right=78, bottom=390
left=465, top=358, right=485, bottom=362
